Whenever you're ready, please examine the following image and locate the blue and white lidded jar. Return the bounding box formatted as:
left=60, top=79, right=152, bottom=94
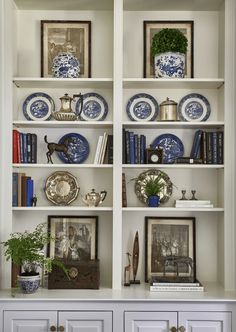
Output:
left=52, top=52, right=80, bottom=78
left=154, top=52, right=185, bottom=78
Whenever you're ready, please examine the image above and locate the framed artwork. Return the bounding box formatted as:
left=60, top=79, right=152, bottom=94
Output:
left=143, top=20, right=194, bottom=78
left=48, top=216, right=98, bottom=261
left=41, top=20, right=91, bottom=78
left=145, top=217, right=195, bottom=282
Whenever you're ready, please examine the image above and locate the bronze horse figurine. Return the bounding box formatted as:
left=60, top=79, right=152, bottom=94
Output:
left=44, top=135, right=73, bottom=164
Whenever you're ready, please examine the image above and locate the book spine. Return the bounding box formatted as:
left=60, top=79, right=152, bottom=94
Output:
left=12, top=172, right=18, bottom=207
left=217, top=131, right=224, bottom=164
left=31, top=134, right=37, bottom=164
left=26, top=178, right=34, bottom=207
left=100, top=132, right=108, bottom=164
left=151, top=282, right=200, bottom=287
left=26, top=133, right=32, bottom=163
left=134, top=134, right=138, bottom=164
left=16, top=130, right=21, bottom=163
left=20, top=133, right=24, bottom=163
left=206, top=132, right=213, bottom=164
left=137, top=136, right=141, bottom=164
left=175, top=157, right=203, bottom=164
left=129, top=132, right=135, bottom=164
left=94, top=136, right=103, bottom=164
left=200, top=131, right=207, bottom=164
left=12, top=129, right=19, bottom=163
left=107, top=135, right=113, bottom=164
left=190, top=130, right=203, bottom=159
left=122, top=128, right=126, bottom=164
left=140, top=135, right=146, bottom=164
left=125, top=131, right=130, bottom=164
left=21, top=176, right=30, bottom=207
left=150, top=286, right=204, bottom=291
left=122, top=172, right=127, bottom=207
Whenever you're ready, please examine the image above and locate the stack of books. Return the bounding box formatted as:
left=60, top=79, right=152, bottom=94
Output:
left=12, top=172, right=34, bottom=207
left=94, top=133, right=113, bottom=164
left=123, top=129, right=146, bottom=164
left=175, top=200, right=213, bottom=208
left=150, top=278, right=204, bottom=292
left=13, top=129, right=37, bottom=164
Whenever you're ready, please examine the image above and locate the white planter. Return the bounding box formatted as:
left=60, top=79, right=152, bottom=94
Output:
left=154, top=52, right=185, bottom=78
left=17, top=274, right=41, bottom=294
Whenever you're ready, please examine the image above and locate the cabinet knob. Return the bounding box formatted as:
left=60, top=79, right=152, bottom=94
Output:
left=58, top=326, right=65, bottom=332
left=170, top=327, right=177, bottom=332
left=178, top=327, right=186, bottom=332
left=50, top=326, right=56, bottom=332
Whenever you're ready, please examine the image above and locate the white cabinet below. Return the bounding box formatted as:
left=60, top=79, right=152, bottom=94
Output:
left=125, top=311, right=232, bottom=332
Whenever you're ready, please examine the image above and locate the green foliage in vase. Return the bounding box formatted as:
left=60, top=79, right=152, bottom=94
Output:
left=151, top=28, right=188, bottom=56
left=2, top=223, right=68, bottom=277
left=144, top=176, right=166, bottom=197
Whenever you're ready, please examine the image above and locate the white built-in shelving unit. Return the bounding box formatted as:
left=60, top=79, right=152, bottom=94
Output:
left=0, top=0, right=236, bottom=299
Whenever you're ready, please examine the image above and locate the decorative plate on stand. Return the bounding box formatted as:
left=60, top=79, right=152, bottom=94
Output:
left=178, top=93, right=211, bottom=122
left=57, top=133, right=90, bottom=164
left=152, top=133, right=184, bottom=163
left=75, top=92, right=108, bottom=121
left=126, top=93, right=159, bottom=121
left=22, top=92, right=54, bottom=121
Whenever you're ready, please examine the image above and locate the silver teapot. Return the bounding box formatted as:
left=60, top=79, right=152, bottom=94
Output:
left=82, top=189, right=107, bottom=207
left=52, top=93, right=83, bottom=121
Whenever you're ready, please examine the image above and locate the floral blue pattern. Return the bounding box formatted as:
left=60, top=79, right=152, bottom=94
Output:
left=155, top=52, right=185, bottom=78
left=57, top=133, right=89, bottom=164
left=52, top=52, right=80, bottom=78
left=23, top=92, right=54, bottom=121
left=76, top=92, right=108, bottom=121
left=126, top=93, right=159, bottom=121
left=17, top=275, right=40, bottom=294
left=152, top=133, right=184, bottom=163
left=178, top=93, right=211, bottom=122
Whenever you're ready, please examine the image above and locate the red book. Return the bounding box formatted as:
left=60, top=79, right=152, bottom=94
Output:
left=12, top=129, right=20, bottom=163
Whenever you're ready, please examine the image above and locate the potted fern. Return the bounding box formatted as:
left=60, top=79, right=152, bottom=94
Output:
left=151, top=28, right=188, bottom=78
left=2, top=223, right=67, bottom=293
left=144, top=176, right=165, bottom=207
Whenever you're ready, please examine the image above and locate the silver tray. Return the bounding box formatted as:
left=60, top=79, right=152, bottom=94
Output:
left=45, top=171, right=80, bottom=206
left=134, top=169, right=173, bottom=204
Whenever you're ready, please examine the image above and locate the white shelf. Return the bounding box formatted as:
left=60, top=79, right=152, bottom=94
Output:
left=123, top=121, right=224, bottom=129
left=13, top=77, right=113, bottom=89
left=123, top=207, right=224, bottom=212
left=12, top=163, right=113, bottom=168
left=13, top=121, right=113, bottom=129
left=123, top=164, right=224, bottom=169
left=12, top=206, right=113, bottom=211
left=14, top=0, right=113, bottom=10
left=123, top=78, right=224, bottom=89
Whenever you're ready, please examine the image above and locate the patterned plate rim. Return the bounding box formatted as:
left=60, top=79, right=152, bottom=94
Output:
left=75, top=92, right=108, bottom=121
left=178, top=93, right=211, bottom=122
left=126, top=93, right=159, bottom=121
left=152, top=133, right=184, bottom=163
left=22, top=92, right=54, bottom=121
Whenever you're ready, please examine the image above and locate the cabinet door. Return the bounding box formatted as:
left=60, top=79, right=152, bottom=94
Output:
left=178, top=311, right=232, bottom=332
left=125, top=311, right=178, bottom=332
left=59, top=311, right=112, bottom=332
left=4, top=311, right=57, bottom=332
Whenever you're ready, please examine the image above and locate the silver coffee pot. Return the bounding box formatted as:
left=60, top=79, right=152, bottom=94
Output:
left=52, top=93, right=83, bottom=121
left=82, top=189, right=107, bottom=207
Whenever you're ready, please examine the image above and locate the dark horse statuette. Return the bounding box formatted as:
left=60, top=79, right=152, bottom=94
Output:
left=44, top=135, right=73, bottom=164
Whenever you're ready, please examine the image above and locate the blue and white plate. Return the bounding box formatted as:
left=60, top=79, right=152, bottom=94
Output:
left=126, top=93, right=159, bottom=121
left=178, top=93, right=211, bottom=122
left=23, top=92, right=54, bottom=121
left=57, top=133, right=89, bottom=164
left=75, top=92, right=108, bottom=121
left=152, top=133, right=184, bottom=164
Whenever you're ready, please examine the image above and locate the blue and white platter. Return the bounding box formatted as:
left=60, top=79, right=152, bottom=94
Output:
left=23, top=92, right=54, bottom=121
left=178, top=93, right=211, bottom=122
left=57, top=133, right=90, bottom=164
left=152, top=133, right=184, bottom=164
left=126, top=93, right=159, bottom=121
left=75, top=92, right=108, bottom=121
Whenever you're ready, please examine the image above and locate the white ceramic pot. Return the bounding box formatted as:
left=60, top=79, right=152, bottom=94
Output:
left=17, top=274, right=40, bottom=294
left=154, top=52, right=185, bottom=78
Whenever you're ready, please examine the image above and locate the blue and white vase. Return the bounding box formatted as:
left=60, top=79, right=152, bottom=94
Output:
left=52, top=52, right=80, bottom=78
left=154, top=52, right=185, bottom=78
left=147, top=195, right=160, bottom=207
left=17, top=274, right=41, bottom=294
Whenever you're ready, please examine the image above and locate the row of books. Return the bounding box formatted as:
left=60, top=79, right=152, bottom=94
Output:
left=13, top=129, right=37, bottom=164
left=190, top=130, right=223, bottom=164
left=94, top=133, right=113, bottom=164
left=123, top=129, right=146, bottom=164
left=150, top=279, right=204, bottom=292
left=175, top=199, right=213, bottom=208
left=12, top=172, right=34, bottom=207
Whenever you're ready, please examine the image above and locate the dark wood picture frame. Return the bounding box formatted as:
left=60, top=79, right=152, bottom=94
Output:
left=41, top=20, right=91, bottom=78
left=143, top=20, right=194, bottom=78
left=145, top=216, right=196, bottom=282
left=48, top=215, right=98, bottom=261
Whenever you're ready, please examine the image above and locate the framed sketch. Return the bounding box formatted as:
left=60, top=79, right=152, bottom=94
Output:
left=41, top=20, right=91, bottom=78
left=143, top=21, right=194, bottom=78
left=145, top=217, right=195, bottom=282
left=48, top=216, right=98, bottom=261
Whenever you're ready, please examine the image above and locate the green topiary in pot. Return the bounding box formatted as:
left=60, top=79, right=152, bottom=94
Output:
left=151, top=28, right=188, bottom=78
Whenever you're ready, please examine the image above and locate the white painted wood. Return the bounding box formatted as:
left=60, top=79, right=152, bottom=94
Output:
left=13, top=121, right=113, bottom=128
left=125, top=311, right=177, bottom=332
left=12, top=206, right=113, bottom=211
left=122, top=207, right=224, bottom=212
left=4, top=310, right=57, bottom=332
left=13, top=163, right=113, bottom=168
left=59, top=311, right=112, bottom=332
left=179, top=311, right=232, bottom=332
left=123, top=122, right=224, bottom=129
left=123, top=164, right=224, bottom=169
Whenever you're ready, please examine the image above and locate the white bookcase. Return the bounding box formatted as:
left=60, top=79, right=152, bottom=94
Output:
left=0, top=0, right=236, bottom=296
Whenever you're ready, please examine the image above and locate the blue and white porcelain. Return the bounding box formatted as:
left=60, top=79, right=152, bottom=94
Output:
left=76, top=92, right=108, bottom=121
left=178, top=93, right=211, bottom=122
left=17, top=274, right=40, bottom=294
left=57, top=133, right=89, bottom=164
left=23, top=92, right=54, bottom=121
left=126, top=93, right=159, bottom=121
left=155, top=52, right=185, bottom=78
left=152, top=133, right=184, bottom=163
left=52, top=52, right=80, bottom=78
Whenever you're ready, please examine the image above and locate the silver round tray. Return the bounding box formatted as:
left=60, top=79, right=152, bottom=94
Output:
left=45, top=171, right=80, bottom=206
left=134, top=169, right=173, bottom=204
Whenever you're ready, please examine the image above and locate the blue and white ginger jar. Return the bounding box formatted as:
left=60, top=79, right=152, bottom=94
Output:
left=52, top=52, right=80, bottom=78
left=155, top=52, right=185, bottom=78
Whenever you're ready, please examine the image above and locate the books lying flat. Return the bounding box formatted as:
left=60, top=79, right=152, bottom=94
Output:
left=175, top=200, right=213, bottom=208
left=150, top=284, right=204, bottom=291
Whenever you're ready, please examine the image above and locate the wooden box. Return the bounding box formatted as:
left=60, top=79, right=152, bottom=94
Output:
left=48, top=260, right=100, bottom=289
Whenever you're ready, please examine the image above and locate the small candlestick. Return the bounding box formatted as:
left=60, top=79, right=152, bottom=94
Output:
left=180, top=190, right=187, bottom=200
left=190, top=190, right=198, bottom=200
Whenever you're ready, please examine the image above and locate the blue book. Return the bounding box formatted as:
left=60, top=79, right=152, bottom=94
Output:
left=12, top=173, right=18, bottom=207
left=125, top=130, right=130, bottom=164
left=26, top=178, right=34, bottom=207
left=129, top=132, right=135, bottom=164
left=140, top=135, right=146, bottom=164
left=206, top=132, right=213, bottom=164
left=217, top=131, right=224, bottom=164
left=190, top=130, right=203, bottom=159
left=19, top=133, right=24, bottom=163
left=22, top=133, right=28, bottom=164
left=212, top=132, right=218, bottom=164
left=134, top=134, right=138, bottom=164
